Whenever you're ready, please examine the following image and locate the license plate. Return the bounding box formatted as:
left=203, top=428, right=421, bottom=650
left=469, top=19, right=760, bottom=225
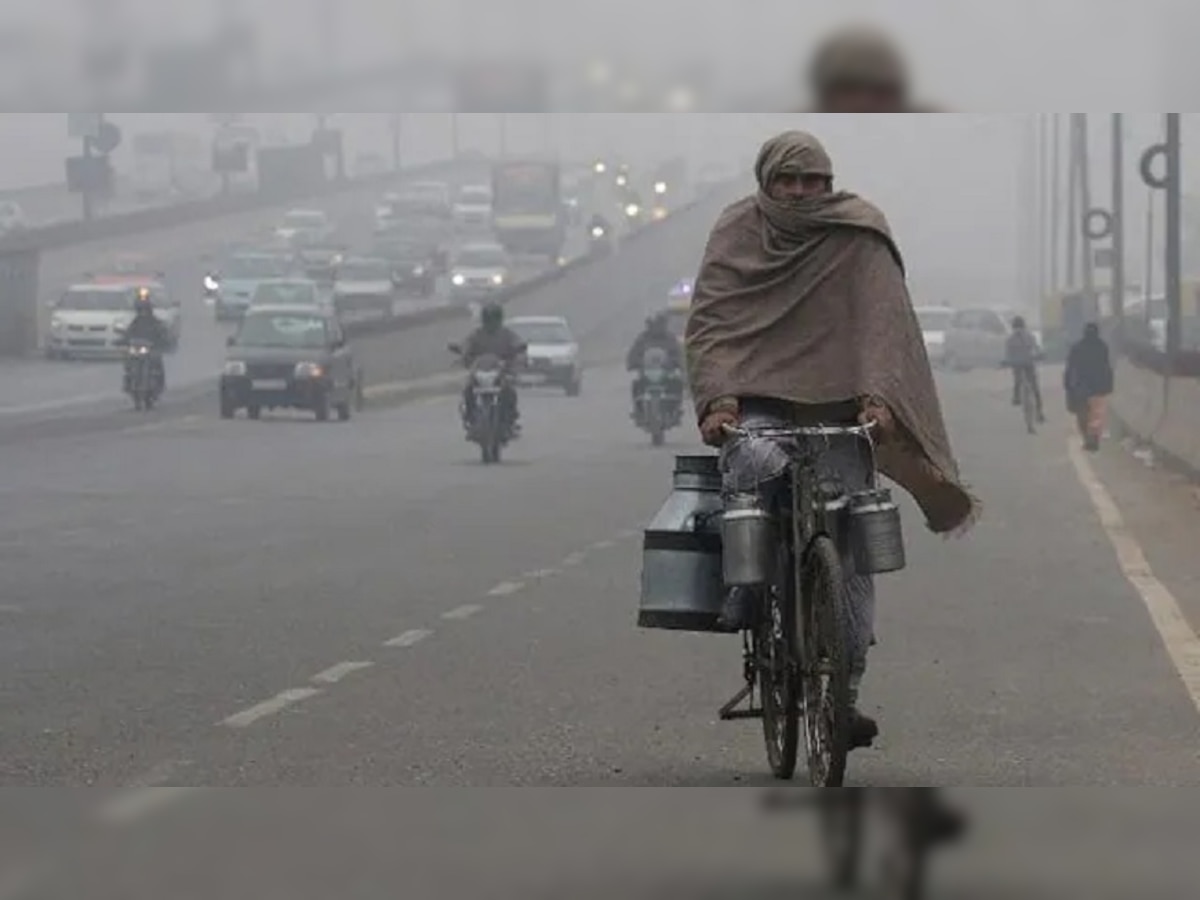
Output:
left=251, top=379, right=288, bottom=390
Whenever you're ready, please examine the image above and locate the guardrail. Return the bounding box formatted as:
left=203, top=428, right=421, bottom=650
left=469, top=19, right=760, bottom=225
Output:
left=1108, top=335, right=1200, bottom=477
left=0, top=159, right=465, bottom=255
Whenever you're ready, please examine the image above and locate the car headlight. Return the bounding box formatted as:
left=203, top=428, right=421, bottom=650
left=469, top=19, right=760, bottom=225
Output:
left=452, top=274, right=466, bottom=286
left=50, top=314, right=66, bottom=330
left=224, top=360, right=247, bottom=376
left=295, top=362, right=325, bottom=378
left=616, top=175, right=628, bottom=187
left=625, top=204, right=640, bottom=218
left=491, top=273, right=505, bottom=285
left=654, top=181, right=667, bottom=194
left=591, top=226, right=605, bottom=237
left=412, top=265, right=425, bottom=276
left=204, top=275, right=220, bottom=292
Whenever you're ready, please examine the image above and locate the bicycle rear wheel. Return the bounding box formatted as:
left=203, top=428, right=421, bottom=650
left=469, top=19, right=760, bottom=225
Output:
left=1021, top=379, right=1037, bottom=434
left=757, top=545, right=800, bottom=780
left=799, top=535, right=852, bottom=787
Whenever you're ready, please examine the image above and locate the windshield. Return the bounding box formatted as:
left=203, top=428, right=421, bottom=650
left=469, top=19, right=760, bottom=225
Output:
left=917, top=309, right=954, bottom=332
left=455, top=247, right=507, bottom=268
left=236, top=312, right=328, bottom=348
left=57, top=289, right=132, bottom=311
left=338, top=260, right=392, bottom=281
left=510, top=321, right=572, bottom=344
left=281, top=211, right=325, bottom=229
left=252, top=282, right=318, bottom=306
left=375, top=241, right=425, bottom=260
left=225, top=255, right=291, bottom=279
left=493, top=164, right=558, bottom=213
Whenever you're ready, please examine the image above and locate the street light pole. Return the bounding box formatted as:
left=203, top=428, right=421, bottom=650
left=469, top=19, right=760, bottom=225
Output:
left=1110, top=114, right=1127, bottom=342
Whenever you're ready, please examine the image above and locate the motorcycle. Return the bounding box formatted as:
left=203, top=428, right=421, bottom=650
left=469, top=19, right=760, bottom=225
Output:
left=450, top=345, right=515, bottom=464
left=124, top=338, right=163, bottom=412
left=633, top=347, right=682, bottom=446
left=588, top=223, right=615, bottom=258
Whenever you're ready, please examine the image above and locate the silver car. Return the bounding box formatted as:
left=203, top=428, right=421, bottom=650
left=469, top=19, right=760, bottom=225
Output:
left=449, top=243, right=511, bottom=301
left=942, top=307, right=1011, bottom=372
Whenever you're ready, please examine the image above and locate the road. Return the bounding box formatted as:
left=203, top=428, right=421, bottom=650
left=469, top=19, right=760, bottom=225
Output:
left=0, top=159, right=611, bottom=423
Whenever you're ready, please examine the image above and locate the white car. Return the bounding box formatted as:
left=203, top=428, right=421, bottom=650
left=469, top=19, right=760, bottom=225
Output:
left=507, top=315, right=583, bottom=396
left=275, top=208, right=335, bottom=244
left=0, top=199, right=26, bottom=233
left=453, top=185, right=493, bottom=228
left=915, top=305, right=955, bottom=366
left=449, top=243, right=511, bottom=301
left=45, top=283, right=176, bottom=360
left=331, top=257, right=397, bottom=318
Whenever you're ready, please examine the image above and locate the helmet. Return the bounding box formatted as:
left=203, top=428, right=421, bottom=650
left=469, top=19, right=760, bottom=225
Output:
left=481, top=302, right=504, bottom=329
left=647, top=311, right=669, bottom=332
left=1011, top=315, right=1026, bottom=330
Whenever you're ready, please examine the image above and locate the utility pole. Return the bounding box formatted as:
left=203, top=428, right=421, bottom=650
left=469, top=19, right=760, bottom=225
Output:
left=1110, top=114, right=1127, bottom=341
left=450, top=114, right=460, bottom=159
left=390, top=113, right=402, bottom=172
left=1037, top=114, right=1049, bottom=298
left=1074, top=113, right=1097, bottom=304
left=1165, top=114, right=1182, bottom=358
left=1050, top=113, right=1061, bottom=294
left=1066, top=115, right=1079, bottom=289
left=498, top=114, right=509, bottom=157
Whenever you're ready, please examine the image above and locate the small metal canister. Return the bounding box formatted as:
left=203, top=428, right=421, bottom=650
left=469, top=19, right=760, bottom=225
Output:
left=721, top=494, right=776, bottom=586
left=848, top=488, right=907, bottom=575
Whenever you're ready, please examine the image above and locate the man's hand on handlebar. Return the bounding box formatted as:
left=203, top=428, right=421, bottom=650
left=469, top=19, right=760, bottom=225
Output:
left=701, top=410, right=740, bottom=447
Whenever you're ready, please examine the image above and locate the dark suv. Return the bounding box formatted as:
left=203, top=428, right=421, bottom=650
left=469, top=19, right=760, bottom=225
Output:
left=220, top=304, right=361, bottom=422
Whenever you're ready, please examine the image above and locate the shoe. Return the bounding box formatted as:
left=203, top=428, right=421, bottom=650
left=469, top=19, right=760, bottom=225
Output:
left=716, top=588, right=756, bottom=632
left=849, top=708, right=879, bottom=750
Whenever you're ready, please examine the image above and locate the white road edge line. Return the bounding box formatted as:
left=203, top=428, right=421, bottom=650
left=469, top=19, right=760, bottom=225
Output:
left=96, top=787, right=205, bottom=827
left=443, top=604, right=484, bottom=621
left=487, top=581, right=525, bottom=597
left=385, top=629, right=433, bottom=648
left=561, top=551, right=586, bottom=567
left=1069, top=440, right=1200, bottom=716
left=522, top=568, right=558, bottom=580
left=220, top=687, right=323, bottom=729
left=591, top=539, right=616, bottom=550
left=311, top=661, right=375, bottom=685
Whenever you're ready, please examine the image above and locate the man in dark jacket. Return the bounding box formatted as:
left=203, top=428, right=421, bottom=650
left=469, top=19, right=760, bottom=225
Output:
left=458, top=302, right=526, bottom=432
left=116, top=291, right=169, bottom=392
left=627, top=312, right=685, bottom=418
left=1064, top=323, right=1114, bottom=452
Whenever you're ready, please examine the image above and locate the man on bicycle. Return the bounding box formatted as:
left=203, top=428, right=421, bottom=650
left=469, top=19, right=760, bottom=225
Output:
left=1005, top=316, right=1045, bottom=423
left=685, top=130, right=976, bottom=750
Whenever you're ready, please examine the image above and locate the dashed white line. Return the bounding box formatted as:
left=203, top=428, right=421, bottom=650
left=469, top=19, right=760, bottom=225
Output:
left=561, top=551, right=587, bottom=567
left=522, top=568, right=559, bottom=580
left=616, top=528, right=641, bottom=540
left=311, top=661, right=375, bottom=685
left=96, top=787, right=204, bottom=827
left=385, top=629, right=433, bottom=648
left=443, top=604, right=484, bottom=621
left=487, top=581, right=525, bottom=597
left=591, top=539, right=616, bottom=550
left=1069, top=440, right=1200, bottom=716
left=220, top=687, right=322, bottom=729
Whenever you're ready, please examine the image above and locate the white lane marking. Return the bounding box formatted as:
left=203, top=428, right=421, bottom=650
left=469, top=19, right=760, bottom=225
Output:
left=443, top=604, right=484, bottom=621
left=385, top=629, right=433, bottom=648
left=561, top=551, right=586, bottom=567
left=311, top=661, right=375, bottom=685
left=1069, top=440, right=1200, bottom=716
left=96, top=787, right=204, bottom=827
left=523, top=568, right=558, bottom=580
left=616, top=528, right=641, bottom=540
left=220, top=687, right=322, bottom=729
left=592, top=539, right=616, bottom=550
left=487, top=581, right=525, bottom=597
left=0, top=392, right=115, bottom=416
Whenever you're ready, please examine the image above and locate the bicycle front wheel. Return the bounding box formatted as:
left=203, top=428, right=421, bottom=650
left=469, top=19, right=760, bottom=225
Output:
left=799, top=535, right=852, bottom=787
left=757, top=549, right=800, bottom=780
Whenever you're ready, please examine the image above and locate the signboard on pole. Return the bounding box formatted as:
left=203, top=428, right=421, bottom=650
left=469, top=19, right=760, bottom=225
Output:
left=67, top=113, right=101, bottom=140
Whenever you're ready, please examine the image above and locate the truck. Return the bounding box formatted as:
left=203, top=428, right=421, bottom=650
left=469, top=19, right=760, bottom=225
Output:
left=490, top=159, right=564, bottom=264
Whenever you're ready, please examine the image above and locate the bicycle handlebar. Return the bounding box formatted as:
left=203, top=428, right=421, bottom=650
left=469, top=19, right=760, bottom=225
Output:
left=721, top=421, right=877, bottom=439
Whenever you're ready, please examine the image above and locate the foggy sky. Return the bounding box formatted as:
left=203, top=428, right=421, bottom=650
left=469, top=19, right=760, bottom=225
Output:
left=0, top=0, right=1189, bottom=314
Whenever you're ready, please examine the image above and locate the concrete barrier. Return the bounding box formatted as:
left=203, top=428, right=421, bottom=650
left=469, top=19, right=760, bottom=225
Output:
left=1110, top=358, right=1200, bottom=477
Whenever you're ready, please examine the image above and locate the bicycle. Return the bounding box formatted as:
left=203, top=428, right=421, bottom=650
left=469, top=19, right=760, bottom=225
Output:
left=717, top=421, right=880, bottom=787
left=1004, top=359, right=1042, bottom=435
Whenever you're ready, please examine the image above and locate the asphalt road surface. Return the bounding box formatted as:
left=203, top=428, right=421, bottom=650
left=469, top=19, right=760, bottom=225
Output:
left=2, top=182, right=1200, bottom=894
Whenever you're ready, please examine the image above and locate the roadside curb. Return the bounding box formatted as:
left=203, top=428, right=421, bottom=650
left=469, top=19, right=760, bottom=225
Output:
left=362, top=373, right=461, bottom=408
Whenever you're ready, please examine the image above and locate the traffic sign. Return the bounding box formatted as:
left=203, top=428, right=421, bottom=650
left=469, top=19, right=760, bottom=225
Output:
left=68, top=113, right=101, bottom=140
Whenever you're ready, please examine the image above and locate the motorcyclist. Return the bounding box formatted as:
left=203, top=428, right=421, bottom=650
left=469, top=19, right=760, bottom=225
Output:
left=1005, top=316, right=1045, bottom=423
left=627, top=312, right=685, bottom=410
left=588, top=212, right=612, bottom=236
left=459, top=302, right=526, bottom=433
left=116, top=289, right=169, bottom=392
